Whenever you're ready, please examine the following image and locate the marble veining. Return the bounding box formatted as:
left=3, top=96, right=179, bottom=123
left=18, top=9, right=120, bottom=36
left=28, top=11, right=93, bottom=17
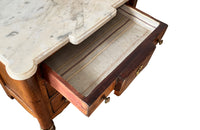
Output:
left=0, top=0, right=127, bottom=80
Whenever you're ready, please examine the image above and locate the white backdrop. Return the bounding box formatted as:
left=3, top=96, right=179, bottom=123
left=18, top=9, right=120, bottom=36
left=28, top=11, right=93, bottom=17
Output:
left=0, top=0, right=200, bottom=130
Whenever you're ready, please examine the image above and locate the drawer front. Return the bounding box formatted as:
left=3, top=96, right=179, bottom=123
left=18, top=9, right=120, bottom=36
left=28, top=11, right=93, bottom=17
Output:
left=114, top=46, right=155, bottom=96
left=42, top=64, right=116, bottom=116
left=45, top=81, right=57, bottom=98
left=50, top=94, right=67, bottom=113
left=87, top=80, right=116, bottom=116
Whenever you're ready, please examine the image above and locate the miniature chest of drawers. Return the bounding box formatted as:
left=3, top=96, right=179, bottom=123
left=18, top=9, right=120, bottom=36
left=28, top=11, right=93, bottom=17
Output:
left=0, top=0, right=167, bottom=129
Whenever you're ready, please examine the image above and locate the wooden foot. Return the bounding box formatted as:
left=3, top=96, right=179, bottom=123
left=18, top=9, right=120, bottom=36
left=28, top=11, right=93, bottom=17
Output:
left=41, top=124, right=55, bottom=130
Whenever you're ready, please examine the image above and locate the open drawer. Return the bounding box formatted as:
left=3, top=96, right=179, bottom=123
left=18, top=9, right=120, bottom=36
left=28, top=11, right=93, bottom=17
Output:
left=41, top=5, right=167, bottom=116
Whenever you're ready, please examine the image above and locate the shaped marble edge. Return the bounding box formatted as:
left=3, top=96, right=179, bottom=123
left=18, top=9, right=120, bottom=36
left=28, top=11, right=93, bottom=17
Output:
left=68, top=8, right=117, bottom=44
left=0, top=0, right=128, bottom=80
left=3, top=39, right=69, bottom=80
left=68, top=0, right=128, bottom=44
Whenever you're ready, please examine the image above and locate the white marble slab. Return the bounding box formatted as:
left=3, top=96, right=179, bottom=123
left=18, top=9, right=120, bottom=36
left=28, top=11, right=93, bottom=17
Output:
left=0, top=0, right=127, bottom=80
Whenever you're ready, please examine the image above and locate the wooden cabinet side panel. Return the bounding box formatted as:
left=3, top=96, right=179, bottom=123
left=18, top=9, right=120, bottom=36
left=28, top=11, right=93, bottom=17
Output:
left=0, top=62, right=53, bottom=129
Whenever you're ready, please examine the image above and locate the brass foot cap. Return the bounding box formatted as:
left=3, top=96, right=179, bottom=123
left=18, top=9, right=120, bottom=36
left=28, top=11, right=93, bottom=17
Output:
left=41, top=125, right=55, bottom=130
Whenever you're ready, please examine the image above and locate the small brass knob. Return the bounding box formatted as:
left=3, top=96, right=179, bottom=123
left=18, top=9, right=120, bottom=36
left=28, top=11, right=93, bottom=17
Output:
left=102, top=96, right=110, bottom=104
left=158, top=39, right=163, bottom=45
left=62, top=97, right=68, bottom=103
left=136, top=65, right=144, bottom=76
left=65, top=99, right=69, bottom=103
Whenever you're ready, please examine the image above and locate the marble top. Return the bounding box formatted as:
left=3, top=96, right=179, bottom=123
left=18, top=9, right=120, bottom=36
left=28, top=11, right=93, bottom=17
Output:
left=0, top=0, right=127, bottom=80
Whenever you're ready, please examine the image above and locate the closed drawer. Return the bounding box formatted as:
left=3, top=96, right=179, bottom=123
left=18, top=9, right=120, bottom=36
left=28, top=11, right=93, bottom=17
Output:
left=41, top=5, right=167, bottom=116
left=114, top=45, right=155, bottom=96
left=50, top=94, right=67, bottom=113
left=45, top=81, right=57, bottom=98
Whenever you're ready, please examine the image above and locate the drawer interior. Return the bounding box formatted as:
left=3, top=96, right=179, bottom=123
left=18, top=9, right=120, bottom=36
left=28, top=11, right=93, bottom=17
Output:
left=42, top=5, right=161, bottom=116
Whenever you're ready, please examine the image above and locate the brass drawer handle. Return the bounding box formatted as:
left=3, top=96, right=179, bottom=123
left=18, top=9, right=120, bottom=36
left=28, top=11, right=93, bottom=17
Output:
left=136, top=65, right=144, bottom=76
left=102, top=95, right=110, bottom=104
left=158, top=39, right=163, bottom=45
